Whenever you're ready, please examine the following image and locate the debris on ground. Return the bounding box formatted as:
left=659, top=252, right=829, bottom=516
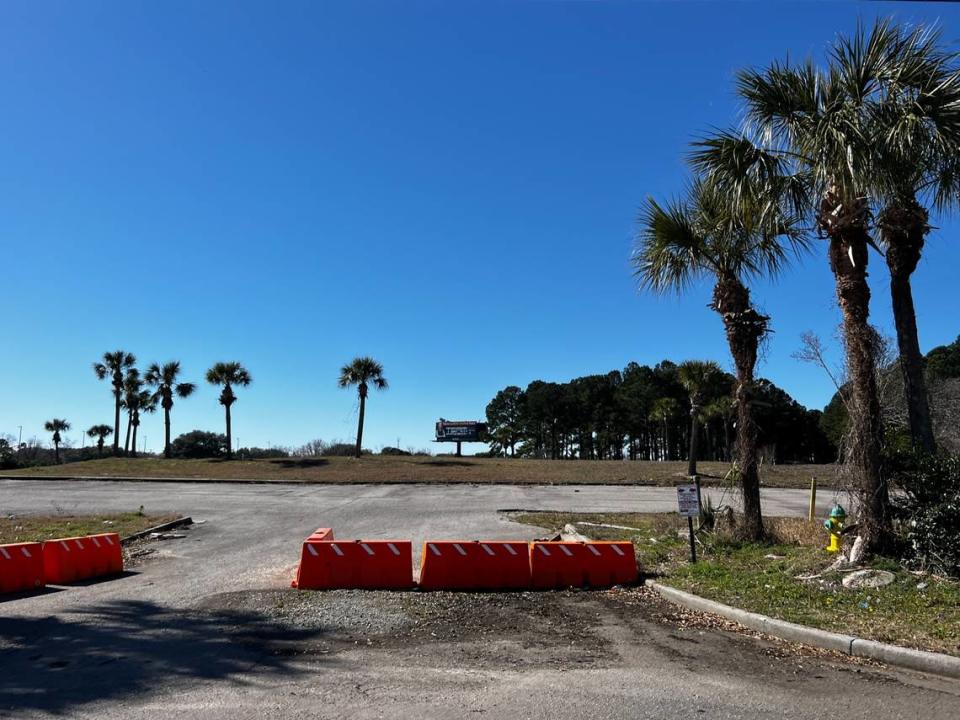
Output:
left=842, top=569, right=896, bottom=590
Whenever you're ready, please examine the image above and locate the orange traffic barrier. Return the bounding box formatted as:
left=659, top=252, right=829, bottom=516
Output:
left=306, top=528, right=333, bottom=542
left=529, top=541, right=638, bottom=589
left=292, top=539, right=413, bottom=590
left=418, top=540, right=531, bottom=591
left=41, top=533, right=123, bottom=585
left=0, top=542, right=45, bottom=594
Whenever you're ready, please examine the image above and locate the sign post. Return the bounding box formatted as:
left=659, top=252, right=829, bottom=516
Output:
left=676, top=484, right=699, bottom=564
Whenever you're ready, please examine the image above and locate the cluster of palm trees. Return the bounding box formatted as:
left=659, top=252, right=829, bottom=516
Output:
left=59, top=352, right=388, bottom=462
left=90, top=350, right=251, bottom=459
left=633, top=20, right=960, bottom=552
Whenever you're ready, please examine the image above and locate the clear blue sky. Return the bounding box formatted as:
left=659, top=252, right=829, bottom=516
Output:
left=3, top=1, right=959, bottom=454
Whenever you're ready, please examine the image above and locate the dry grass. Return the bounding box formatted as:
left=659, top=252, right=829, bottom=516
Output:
left=0, top=512, right=181, bottom=544
left=3, top=456, right=836, bottom=488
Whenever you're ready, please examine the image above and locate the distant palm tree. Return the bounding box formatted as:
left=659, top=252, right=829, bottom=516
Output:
left=678, top=360, right=724, bottom=477
left=146, top=361, right=197, bottom=458
left=338, top=357, right=388, bottom=458
left=634, top=176, right=805, bottom=540
left=86, top=425, right=114, bottom=457
left=206, top=362, right=251, bottom=459
left=44, top=419, right=70, bottom=464
left=648, top=397, right=679, bottom=462
left=93, top=350, right=136, bottom=455
left=120, top=370, right=156, bottom=457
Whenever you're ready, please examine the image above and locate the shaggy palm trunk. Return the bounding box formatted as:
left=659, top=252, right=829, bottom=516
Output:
left=355, top=389, right=366, bottom=458
left=687, top=405, right=699, bottom=477
left=880, top=200, right=936, bottom=453
left=823, top=197, right=890, bottom=553
left=131, top=415, right=139, bottom=458
left=97, top=439, right=104, bottom=457
left=714, top=277, right=765, bottom=540
left=54, top=440, right=60, bottom=464
left=124, top=412, right=133, bottom=455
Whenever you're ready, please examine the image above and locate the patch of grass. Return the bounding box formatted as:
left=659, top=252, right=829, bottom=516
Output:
left=0, top=512, right=180, bottom=544
left=515, top=511, right=960, bottom=657
left=2, top=456, right=836, bottom=488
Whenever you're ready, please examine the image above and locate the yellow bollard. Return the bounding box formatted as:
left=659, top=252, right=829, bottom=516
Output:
left=808, top=476, right=817, bottom=523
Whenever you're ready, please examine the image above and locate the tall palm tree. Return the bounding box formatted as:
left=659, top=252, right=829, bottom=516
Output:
left=860, top=23, right=960, bottom=453
left=206, top=362, right=251, bottom=459
left=338, top=357, right=388, bottom=458
left=690, top=25, right=915, bottom=551
left=120, top=370, right=156, bottom=457
left=678, top=360, right=724, bottom=477
left=93, top=350, right=136, bottom=455
left=44, top=419, right=70, bottom=464
left=648, top=397, right=679, bottom=462
left=634, top=177, right=805, bottom=540
left=86, top=425, right=113, bottom=457
left=146, top=361, right=197, bottom=458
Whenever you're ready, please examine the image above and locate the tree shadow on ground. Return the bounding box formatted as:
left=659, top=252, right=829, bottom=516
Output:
left=0, top=599, right=333, bottom=714
left=268, top=458, right=330, bottom=469
left=416, top=460, right=475, bottom=467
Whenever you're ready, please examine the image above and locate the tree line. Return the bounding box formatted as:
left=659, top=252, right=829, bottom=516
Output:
left=485, top=360, right=835, bottom=467
left=633, top=19, right=960, bottom=553
left=13, top=352, right=387, bottom=464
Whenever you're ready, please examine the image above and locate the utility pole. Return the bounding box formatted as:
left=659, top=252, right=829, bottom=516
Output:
left=17, top=425, right=22, bottom=456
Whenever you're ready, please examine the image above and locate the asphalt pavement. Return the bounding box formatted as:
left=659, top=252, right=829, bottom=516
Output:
left=1, top=480, right=957, bottom=719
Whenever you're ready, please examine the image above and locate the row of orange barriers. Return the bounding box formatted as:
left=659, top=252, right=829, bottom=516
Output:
left=0, top=533, right=124, bottom=594
left=291, top=528, right=638, bottom=591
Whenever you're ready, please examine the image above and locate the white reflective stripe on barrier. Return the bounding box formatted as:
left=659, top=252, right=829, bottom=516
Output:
left=538, top=545, right=551, bottom=556
left=429, top=543, right=441, bottom=556
left=0, top=548, right=9, bottom=560
left=74, top=540, right=84, bottom=550
left=361, top=543, right=375, bottom=556
left=387, top=543, right=400, bottom=556
left=504, top=544, right=518, bottom=555
left=611, top=545, right=625, bottom=556
left=21, top=547, right=31, bottom=558
left=307, top=544, right=319, bottom=557
left=559, top=545, right=573, bottom=557
left=330, top=543, right=344, bottom=557
left=60, top=542, right=70, bottom=552
left=104, top=536, right=115, bottom=545
left=481, top=544, right=495, bottom=556
left=587, top=545, right=601, bottom=556
left=453, top=543, right=467, bottom=556
left=91, top=537, right=101, bottom=548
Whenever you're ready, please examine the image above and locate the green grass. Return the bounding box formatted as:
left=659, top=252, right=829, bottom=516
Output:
left=0, top=511, right=181, bottom=544
left=515, top=511, right=960, bottom=657
left=3, top=455, right=836, bottom=488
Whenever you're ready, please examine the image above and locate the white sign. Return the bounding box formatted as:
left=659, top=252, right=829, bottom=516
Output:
left=676, top=484, right=700, bottom=518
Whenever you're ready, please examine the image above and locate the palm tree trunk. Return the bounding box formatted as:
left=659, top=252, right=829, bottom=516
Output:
left=881, top=201, right=936, bottom=453
left=54, top=441, right=60, bottom=464
left=98, top=439, right=104, bottom=457
left=355, top=393, right=366, bottom=458
left=124, top=413, right=132, bottom=455
left=113, top=391, right=121, bottom=455
left=714, top=276, right=765, bottom=541
left=687, top=406, right=699, bottom=477
left=827, top=224, right=890, bottom=553
left=131, top=420, right=139, bottom=458
left=164, top=406, right=172, bottom=459
left=225, top=404, right=233, bottom=459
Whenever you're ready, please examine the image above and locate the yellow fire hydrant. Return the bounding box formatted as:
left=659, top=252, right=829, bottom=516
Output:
left=823, top=504, right=846, bottom=553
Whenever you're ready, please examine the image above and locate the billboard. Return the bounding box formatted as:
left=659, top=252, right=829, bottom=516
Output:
left=435, top=419, right=487, bottom=443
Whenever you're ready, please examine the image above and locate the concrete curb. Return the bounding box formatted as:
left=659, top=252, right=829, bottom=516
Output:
left=648, top=581, right=960, bottom=679
left=121, top=516, right=193, bottom=544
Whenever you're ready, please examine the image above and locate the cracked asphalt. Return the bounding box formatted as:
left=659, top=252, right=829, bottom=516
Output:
left=1, top=479, right=957, bottom=719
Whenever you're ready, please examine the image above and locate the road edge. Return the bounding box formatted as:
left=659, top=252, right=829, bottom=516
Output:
left=648, top=580, right=960, bottom=679
left=121, top=516, right=194, bottom=544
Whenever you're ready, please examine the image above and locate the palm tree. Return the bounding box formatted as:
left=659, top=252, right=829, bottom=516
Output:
left=338, top=357, right=388, bottom=458
left=146, top=361, right=197, bottom=458
left=861, top=23, right=960, bottom=453
left=120, top=370, right=156, bottom=457
left=44, top=419, right=70, bottom=463
left=93, top=350, right=136, bottom=455
left=678, top=360, right=724, bottom=477
left=689, top=24, right=914, bottom=551
left=206, top=362, right=251, bottom=459
left=634, top=177, right=806, bottom=540
left=86, top=425, right=113, bottom=457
